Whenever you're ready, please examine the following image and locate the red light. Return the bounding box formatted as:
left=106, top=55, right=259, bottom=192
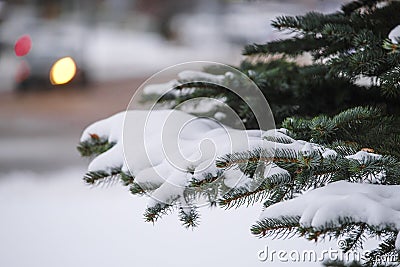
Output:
left=14, top=35, right=32, bottom=57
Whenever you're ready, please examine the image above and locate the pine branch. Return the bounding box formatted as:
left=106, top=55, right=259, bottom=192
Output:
left=341, top=0, right=382, bottom=15
left=216, top=147, right=298, bottom=169
left=365, top=234, right=400, bottom=266
left=271, top=12, right=347, bottom=33
left=178, top=207, right=200, bottom=228
left=129, top=182, right=147, bottom=195
left=282, top=106, right=400, bottom=159
left=144, top=203, right=173, bottom=223
left=251, top=216, right=301, bottom=238
left=244, top=37, right=329, bottom=57
left=218, top=183, right=267, bottom=209
left=77, top=135, right=115, bottom=157
left=218, top=171, right=293, bottom=209
left=83, top=167, right=122, bottom=185
left=253, top=215, right=398, bottom=256
left=283, top=106, right=382, bottom=142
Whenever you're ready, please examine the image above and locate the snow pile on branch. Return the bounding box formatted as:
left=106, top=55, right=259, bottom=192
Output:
left=80, top=109, right=336, bottom=206
left=79, top=109, right=399, bottom=241
left=261, top=181, right=400, bottom=229
left=81, top=109, right=278, bottom=207
left=82, top=109, right=265, bottom=176
left=259, top=181, right=400, bottom=249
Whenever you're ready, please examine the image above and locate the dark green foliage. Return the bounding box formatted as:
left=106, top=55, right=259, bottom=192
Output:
left=120, top=171, right=134, bottom=186
left=178, top=208, right=200, bottom=228
left=251, top=216, right=301, bottom=238
left=283, top=106, right=400, bottom=158
left=77, top=134, right=115, bottom=158
left=83, top=167, right=122, bottom=185
left=240, top=60, right=383, bottom=126
left=244, top=0, right=400, bottom=101
left=218, top=180, right=269, bottom=209
left=152, top=0, right=400, bottom=127
left=187, top=175, right=224, bottom=206
left=243, top=0, right=400, bottom=124
left=144, top=203, right=173, bottom=223
left=156, top=70, right=263, bottom=129
left=252, top=215, right=399, bottom=266
left=365, top=235, right=400, bottom=266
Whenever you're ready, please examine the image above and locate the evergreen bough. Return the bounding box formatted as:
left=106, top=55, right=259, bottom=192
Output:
left=78, top=1, right=400, bottom=265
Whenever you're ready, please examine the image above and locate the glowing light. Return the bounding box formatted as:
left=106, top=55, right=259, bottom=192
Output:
left=14, top=35, right=32, bottom=56
left=50, top=57, right=77, bottom=85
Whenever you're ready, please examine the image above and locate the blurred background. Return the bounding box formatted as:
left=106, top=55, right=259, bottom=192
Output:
left=0, top=1, right=349, bottom=267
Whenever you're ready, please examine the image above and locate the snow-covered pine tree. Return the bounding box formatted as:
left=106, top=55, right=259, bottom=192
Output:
left=78, top=0, right=400, bottom=265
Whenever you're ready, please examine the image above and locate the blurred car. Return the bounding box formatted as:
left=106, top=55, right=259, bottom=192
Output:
left=14, top=20, right=90, bottom=92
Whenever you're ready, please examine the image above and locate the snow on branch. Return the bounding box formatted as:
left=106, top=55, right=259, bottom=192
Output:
left=78, top=109, right=399, bottom=234
left=258, top=181, right=400, bottom=235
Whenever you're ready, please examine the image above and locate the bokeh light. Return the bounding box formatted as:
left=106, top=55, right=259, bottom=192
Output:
left=15, top=60, right=30, bottom=83
left=49, top=57, right=77, bottom=85
left=14, top=35, right=32, bottom=57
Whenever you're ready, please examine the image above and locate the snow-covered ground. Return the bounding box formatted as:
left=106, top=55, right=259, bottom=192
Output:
left=0, top=167, right=339, bottom=267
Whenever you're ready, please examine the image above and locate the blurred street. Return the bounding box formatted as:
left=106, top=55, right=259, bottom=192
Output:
left=0, top=0, right=347, bottom=173
left=0, top=78, right=146, bottom=172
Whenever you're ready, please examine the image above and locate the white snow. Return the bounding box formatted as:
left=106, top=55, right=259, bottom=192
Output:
left=142, top=70, right=229, bottom=98
left=389, top=25, right=400, bottom=44
left=178, top=70, right=225, bottom=82
left=344, top=151, right=385, bottom=183
left=214, top=111, right=226, bottom=120
left=223, top=168, right=252, bottom=188
left=260, top=181, right=400, bottom=232
left=81, top=109, right=374, bottom=214
left=265, top=163, right=290, bottom=178
left=82, top=109, right=279, bottom=206
left=142, top=80, right=180, bottom=96
left=345, top=150, right=381, bottom=162
left=1, top=167, right=321, bottom=267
